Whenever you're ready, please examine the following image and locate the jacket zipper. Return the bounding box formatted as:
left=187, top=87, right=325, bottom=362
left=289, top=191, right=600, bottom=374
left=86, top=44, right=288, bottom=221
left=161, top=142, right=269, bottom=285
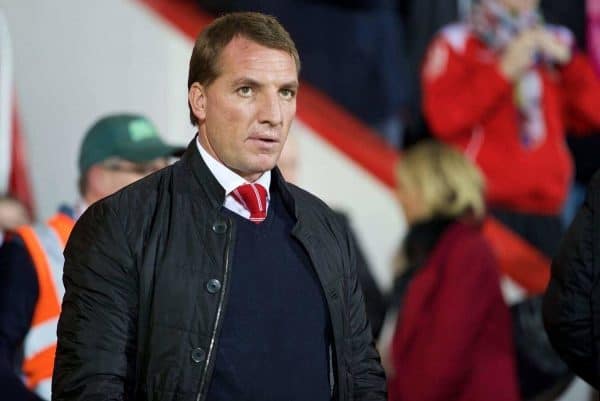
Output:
left=196, top=221, right=233, bottom=401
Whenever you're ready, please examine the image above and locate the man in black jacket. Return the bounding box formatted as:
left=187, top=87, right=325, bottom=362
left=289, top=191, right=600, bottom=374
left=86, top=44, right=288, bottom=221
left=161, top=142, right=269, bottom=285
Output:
left=543, top=169, right=600, bottom=389
left=52, top=11, right=386, bottom=401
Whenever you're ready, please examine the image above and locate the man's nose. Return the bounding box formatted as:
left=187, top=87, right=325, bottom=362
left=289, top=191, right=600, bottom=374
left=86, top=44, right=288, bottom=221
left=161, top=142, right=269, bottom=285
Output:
left=257, top=92, right=283, bottom=126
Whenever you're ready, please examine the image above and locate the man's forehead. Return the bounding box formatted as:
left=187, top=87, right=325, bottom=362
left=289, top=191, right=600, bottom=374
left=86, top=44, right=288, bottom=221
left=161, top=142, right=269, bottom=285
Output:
left=217, top=36, right=298, bottom=79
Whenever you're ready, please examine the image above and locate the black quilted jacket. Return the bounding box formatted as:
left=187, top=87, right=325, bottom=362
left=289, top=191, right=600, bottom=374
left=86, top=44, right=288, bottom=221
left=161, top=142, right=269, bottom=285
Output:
left=52, top=139, right=386, bottom=401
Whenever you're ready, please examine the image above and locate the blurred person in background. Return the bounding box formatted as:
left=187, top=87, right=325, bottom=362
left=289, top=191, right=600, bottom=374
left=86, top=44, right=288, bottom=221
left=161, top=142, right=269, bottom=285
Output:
left=0, top=113, right=178, bottom=401
left=421, top=3, right=600, bottom=396
left=278, top=134, right=388, bottom=339
left=386, top=140, right=519, bottom=401
left=422, top=0, right=600, bottom=259
left=0, top=195, right=31, bottom=245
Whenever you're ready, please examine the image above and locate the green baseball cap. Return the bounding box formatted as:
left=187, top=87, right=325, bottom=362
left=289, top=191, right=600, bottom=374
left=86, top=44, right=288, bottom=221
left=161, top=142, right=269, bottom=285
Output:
left=78, top=114, right=182, bottom=174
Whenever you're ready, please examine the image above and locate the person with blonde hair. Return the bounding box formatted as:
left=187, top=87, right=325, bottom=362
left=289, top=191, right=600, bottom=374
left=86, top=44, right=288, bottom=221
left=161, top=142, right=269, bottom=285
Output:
left=387, top=140, right=519, bottom=401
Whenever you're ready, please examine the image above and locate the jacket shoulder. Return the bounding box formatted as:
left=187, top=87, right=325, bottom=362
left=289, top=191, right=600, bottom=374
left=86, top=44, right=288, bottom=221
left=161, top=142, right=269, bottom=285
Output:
left=286, top=183, right=341, bottom=224
left=74, top=163, right=180, bottom=253
left=104, top=162, right=178, bottom=210
left=97, top=162, right=184, bottom=230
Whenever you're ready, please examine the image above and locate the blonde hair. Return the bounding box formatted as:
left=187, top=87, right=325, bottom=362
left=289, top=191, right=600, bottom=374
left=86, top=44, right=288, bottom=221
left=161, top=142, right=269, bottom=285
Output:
left=396, top=140, right=486, bottom=221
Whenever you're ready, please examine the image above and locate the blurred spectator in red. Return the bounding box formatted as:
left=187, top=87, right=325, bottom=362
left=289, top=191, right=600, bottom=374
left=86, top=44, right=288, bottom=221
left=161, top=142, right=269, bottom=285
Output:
left=421, top=3, right=600, bottom=396
left=0, top=195, right=30, bottom=245
left=387, top=140, right=519, bottom=401
left=422, top=0, right=600, bottom=259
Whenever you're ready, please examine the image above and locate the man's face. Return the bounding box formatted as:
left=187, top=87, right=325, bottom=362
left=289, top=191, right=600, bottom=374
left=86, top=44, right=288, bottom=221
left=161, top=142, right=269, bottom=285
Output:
left=101, top=158, right=168, bottom=196
left=396, top=173, right=428, bottom=226
left=85, top=157, right=169, bottom=204
left=0, top=199, right=30, bottom=231
left=191, top=36, right=299, bottom=182
left=498, top=0, right=540, bottom=15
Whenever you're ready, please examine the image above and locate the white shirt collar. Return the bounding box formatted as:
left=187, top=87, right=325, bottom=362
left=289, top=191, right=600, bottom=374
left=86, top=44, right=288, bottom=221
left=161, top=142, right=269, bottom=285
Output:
left=196, top=137, right=271, bottom=198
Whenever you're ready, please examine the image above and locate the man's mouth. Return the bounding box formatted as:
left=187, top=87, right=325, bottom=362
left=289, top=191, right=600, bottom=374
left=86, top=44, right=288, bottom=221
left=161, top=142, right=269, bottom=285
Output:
left=248, top=135, right=279, bottom=144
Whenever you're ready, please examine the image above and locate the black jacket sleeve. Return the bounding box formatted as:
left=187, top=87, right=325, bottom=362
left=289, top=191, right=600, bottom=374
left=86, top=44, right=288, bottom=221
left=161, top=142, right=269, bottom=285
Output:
left=0, top=237, right=44, bottom=401
left=543, top=170, right=600, bottom=389
left=52, top=201, right=138, bottom=401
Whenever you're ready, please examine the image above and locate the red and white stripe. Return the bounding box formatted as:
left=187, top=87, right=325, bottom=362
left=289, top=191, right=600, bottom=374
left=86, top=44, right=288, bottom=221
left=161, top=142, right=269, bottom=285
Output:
left=232, top=188, right=250, bottom=211
left=249, top=183, right=264, bottom=213
left=231, top=183, right=267, bottom=223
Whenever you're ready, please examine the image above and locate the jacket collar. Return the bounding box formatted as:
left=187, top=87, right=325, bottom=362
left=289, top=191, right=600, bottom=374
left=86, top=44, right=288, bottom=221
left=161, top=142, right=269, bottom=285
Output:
left=181, top=135, right=298, bottom=219
left=271, top=165, right=298, bottom=220
left=181, top=137, right=225, bottom=211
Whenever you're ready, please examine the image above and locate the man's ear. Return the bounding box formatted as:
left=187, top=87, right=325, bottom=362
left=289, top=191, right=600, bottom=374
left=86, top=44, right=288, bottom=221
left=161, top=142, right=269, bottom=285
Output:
left=189, top=82, right=207, bottom=121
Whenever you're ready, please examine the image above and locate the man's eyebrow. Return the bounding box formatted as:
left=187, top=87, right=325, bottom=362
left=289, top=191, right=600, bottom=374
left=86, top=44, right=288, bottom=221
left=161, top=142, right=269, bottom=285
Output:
left=280, top=80, right=299, bottom=90
left=230, top=77, right=299, bottom=89
left=231, top=77, right=261, bottom=87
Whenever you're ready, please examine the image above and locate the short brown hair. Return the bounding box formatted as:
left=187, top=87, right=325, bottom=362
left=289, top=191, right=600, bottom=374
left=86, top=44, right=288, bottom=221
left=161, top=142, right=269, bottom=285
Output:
left=187, top=12, right=301, bottom=125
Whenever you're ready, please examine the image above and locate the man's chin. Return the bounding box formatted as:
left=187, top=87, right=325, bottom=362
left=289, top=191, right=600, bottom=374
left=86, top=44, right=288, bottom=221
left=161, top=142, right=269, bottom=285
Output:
left=252, top=163, right=277, bottom=176
left=233, top=162, right=277, bottom=181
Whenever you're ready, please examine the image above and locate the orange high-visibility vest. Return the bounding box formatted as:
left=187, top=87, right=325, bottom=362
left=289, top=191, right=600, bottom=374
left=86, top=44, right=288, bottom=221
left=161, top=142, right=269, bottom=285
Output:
left=16, top=213, right=75, bottom=400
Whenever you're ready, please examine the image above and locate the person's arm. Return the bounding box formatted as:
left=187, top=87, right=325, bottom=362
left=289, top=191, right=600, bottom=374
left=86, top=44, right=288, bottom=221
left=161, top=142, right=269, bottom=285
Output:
left=543, top=172, right=600, bottom=389
left=534, top=26, right=600, bottom=133
left=0, top=238, right=44, bottom=401
left=560, top=53, right=600, bottom=133
left=341, top=220, right=387, bottom=400
left=422, top=36, right=513, bottom=139
left=52, top=201, right=138, bottom=401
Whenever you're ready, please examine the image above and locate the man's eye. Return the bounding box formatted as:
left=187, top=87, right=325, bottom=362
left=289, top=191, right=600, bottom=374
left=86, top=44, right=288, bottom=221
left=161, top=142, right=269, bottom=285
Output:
left=237, top=87, right=253, bottom=97
left=280, top=89, right=296, bottom=100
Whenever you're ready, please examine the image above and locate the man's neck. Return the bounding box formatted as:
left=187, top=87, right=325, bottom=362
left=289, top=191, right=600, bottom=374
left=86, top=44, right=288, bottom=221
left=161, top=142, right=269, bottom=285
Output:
left=195, top=136, right=271, bottom=195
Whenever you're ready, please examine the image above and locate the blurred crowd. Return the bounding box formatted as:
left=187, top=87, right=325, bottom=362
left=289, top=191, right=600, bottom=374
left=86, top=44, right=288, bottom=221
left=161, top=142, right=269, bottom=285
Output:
left=2, top=0, right=600, bottom=400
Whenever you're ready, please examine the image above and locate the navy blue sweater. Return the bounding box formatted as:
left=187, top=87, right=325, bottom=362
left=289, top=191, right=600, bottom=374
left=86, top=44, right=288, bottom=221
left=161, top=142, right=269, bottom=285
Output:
left=206, top=190, right=332, bottom=401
